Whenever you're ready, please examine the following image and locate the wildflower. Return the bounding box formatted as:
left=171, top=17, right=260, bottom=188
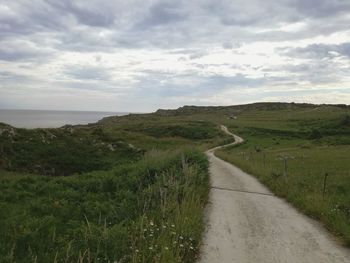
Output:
left=179, top=244, right=184, bottom=248
left=165, top=246, right=169, bottom=250
left=171, top=231, right=176, bottom=235
left=171, top=224, right=175, bottom=228
left=150, top=221, right=154, bottom=226
left=190, top=246, right=194, bottom=250
left=135, top=249, right=139, bottom=253
left=179, top=236, right=183, bottom=240
left=149, top=234, right=153, bottom=237
left=162, top=225, right=166, bottom=229
left=149, top=246, right=153, bottom=250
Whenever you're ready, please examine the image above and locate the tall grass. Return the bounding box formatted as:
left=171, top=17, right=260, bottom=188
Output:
left=0, top=149, right=209, bottom=262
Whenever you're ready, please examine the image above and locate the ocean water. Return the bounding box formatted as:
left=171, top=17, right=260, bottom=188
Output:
left=0, top=109, right=128, bottom=129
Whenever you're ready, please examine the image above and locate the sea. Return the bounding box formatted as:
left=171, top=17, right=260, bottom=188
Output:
left=0, top=109, right=129, bottom=129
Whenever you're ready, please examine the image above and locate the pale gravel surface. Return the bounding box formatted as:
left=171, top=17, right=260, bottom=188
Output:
left=198, top=125, right=350, bottom=263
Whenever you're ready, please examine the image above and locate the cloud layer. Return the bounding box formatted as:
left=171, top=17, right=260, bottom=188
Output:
left=1, top=0, right=350, bottom=111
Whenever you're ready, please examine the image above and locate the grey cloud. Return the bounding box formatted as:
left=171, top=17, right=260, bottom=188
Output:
left=206, top=0, right=299, bottom=28
left=292, top=0, right=350, bottom=18
left=0, top=1, right=70, bottom=38
left=222, top=42, right=242, bottom=49
left=0, top=39, right=53, bottom=61
left=133, top=70, right=269, bottom=99
left=0, top=0, right=349, bottom=50
left=63, top=65, right=111, bottom=81
left=279, top=43, right=350, bottom=59
left=0, top=48, right=39, bottom=61
left=47, top=0, right=116, bottom=27
left=264, top=57, right=350, bottom=86
left=3, top=0, right=350, bottom=53
left=0, top=0, right=123, bottom=42
left=203, top=74, right=265, bottom=88
left=58, top=81, right=120, bottom=94
left=0, top=71, right=32, bottom=82
left=135, top=1, right=187, bottom=29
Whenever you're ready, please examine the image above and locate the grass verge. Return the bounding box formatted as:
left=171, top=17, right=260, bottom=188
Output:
left=216, top=139, right=350, bottom=246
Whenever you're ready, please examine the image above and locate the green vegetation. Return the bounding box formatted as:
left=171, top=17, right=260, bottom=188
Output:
left=0, top=123, right=141, bottom=176
left=0, top=116, right=223, bottom=262
left=1, top=102, right=350, bottom=262
left=216, top=105, right=350, bottom=245
left=0, top=149, right=208, bottom=263
left=125, top=121, right=220, bottom=140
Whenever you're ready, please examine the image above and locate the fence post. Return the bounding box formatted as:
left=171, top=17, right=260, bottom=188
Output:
left=283, top=158, right=288, bottom=178
left=323, top=172, right=329, bottom=200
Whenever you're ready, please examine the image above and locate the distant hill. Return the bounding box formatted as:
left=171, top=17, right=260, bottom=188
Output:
left=98, top=102, right=349, bottom=124
left=155, top=102, right=349, bottom=116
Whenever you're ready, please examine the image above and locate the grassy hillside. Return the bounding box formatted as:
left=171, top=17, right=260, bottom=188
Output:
left=0, top=114, right=228, bottom=262
left=0, top=120, right=228, bottom=176
left=0, top=149, right=209, bottom=263
left=0, top=123, right=142, bottom=176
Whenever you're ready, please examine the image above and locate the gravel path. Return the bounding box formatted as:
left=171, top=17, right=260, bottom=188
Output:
left=198, top=126, right=350, bottom=263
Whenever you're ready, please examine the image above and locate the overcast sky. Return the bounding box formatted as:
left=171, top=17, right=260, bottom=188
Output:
left=0, top=0, right=350, bottom=112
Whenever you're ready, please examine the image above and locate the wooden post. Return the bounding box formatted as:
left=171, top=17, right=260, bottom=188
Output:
left=323, top=173, right=329, bottom=200
left=283, top=158, right=288, bottom=178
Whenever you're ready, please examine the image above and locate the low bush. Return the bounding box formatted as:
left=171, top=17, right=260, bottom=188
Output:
left=0, top=127, right=141, bottom=176
left=126, top=121, right=220, bottom=140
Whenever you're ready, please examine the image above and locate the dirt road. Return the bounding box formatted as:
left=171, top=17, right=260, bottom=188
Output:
left=199, top=126, right=350, bottom=263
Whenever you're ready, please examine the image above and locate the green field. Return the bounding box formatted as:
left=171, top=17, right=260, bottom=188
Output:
left=1, top=102, right=349, bottom=262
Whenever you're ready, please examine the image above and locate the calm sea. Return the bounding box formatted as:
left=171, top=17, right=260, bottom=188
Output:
left=0, top=109, right=128, bottom=129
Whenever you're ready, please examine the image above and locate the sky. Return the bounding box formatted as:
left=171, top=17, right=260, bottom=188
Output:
left=0, top=0, right=350, bottom=112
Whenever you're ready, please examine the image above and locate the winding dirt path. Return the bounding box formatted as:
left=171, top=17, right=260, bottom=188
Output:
left=199, top=125, right=350, bottom=263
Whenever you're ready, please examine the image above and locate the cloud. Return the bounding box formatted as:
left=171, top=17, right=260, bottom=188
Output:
left=49, top=1, right=116, bottom=27
left=0, top=71, right=32, bottom=83
left=1, top=0, right=350, bottom=111
left=0, top=39, right=54, bottom=61
left=279, top=42, right=350, bottom=59
left=293, top=0, right=350, bottom=18
left=62, top=65, right=111, bottom=81
left=135, top=1, right=187, bottom=29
